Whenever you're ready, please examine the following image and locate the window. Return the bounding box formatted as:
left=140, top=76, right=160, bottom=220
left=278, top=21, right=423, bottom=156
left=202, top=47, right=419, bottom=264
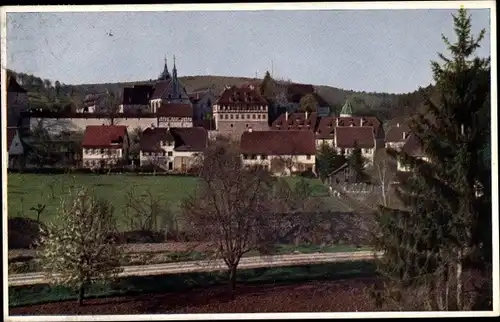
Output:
left=252, top=114, right=256, bottom=119
left=247, top=114, right=250, bottom=119
left=168, top=151, right=173, bottom=157
left=243, top=154, right=248, bottom=159
left=251, top=155, right=257, bottom=160
left=245, top=124, right=249, bottom=128
left=261, top=155, right=267, bottom=160
left=257, top=114, right=261, bottom=119
left=235, top=114, right=239, bottom=119
left=230, top=124, right=234, bottom=128
left=230, top=114, right=234, bottom=119
left=306, top=155, right=311, bottom=160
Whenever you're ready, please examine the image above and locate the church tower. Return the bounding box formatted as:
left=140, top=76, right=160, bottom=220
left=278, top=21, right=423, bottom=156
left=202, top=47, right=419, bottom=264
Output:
left=158, top=55, right=171, bottom=81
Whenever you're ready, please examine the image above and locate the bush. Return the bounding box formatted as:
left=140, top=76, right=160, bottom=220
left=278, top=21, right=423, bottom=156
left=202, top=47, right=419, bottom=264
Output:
left=8, top=217, right=46, bottom=249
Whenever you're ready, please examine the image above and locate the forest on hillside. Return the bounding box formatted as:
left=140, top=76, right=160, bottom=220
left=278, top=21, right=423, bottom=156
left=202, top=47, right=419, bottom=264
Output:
left=6, top=68, right=433, bottom=122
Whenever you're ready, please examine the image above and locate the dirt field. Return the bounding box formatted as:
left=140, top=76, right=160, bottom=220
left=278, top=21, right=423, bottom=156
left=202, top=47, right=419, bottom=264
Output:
left=10, top=277, right=380, bottom=315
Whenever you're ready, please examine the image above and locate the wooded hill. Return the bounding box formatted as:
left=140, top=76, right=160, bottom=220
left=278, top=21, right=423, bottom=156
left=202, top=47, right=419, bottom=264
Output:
left=6, top=69, right=434, bottom=123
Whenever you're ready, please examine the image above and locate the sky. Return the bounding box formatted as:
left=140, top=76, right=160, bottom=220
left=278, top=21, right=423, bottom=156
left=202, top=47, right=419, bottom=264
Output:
left=5, top=6, right=492, bottom=94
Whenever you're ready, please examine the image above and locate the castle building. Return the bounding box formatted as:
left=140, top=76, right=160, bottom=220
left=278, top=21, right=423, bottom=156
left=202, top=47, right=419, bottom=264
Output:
left=212, top=85, right=269, bottom=139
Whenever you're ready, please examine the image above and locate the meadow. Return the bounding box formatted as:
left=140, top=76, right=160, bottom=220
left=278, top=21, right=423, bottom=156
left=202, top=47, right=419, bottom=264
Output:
left=7, top=173, right=331, bottom=230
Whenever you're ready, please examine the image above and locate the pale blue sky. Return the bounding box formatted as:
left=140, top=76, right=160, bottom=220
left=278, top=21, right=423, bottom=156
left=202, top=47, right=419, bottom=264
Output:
left=6, top=8, right=491, bottom=94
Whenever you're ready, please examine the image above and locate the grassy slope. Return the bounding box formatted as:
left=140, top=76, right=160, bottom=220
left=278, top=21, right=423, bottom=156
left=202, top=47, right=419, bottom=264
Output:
left=7, top=173, right=331, bottom=230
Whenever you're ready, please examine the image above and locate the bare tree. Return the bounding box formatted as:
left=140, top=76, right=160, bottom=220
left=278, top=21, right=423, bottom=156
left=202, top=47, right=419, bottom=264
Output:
left=123, top=188, right=168, bottom=233
left=181, top=140, right=296, bottom=297
left=37, top=186, right=123, bottom=306
left=368, top=149, right=396, bottom=207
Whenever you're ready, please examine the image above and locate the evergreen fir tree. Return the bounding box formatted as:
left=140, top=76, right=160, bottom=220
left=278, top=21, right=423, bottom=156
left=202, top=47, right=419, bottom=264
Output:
left=348, top=142, right=368, bottom=183
left=373, top=8, right=491, bottom=311
left=316, top=143, right=346, bottom=182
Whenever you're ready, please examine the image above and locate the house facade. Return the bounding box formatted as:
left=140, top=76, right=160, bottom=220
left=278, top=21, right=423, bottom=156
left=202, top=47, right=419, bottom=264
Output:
left=213, top=85, right=270, bottom=139
left=385, top=121, right=411, bottom=150
left=139, top=126, right=208, bottom=172
left=334, top=126, right=376, bottom=164
left=239, top=129, right=316, bottom=176
left=81, top=125, right=129, bottom=169
left=120, top=85, right=154, bottom=113
left=7, top=76, right=29, bottom=128
left=397, top=133, right=428, bottom=172
left=157, top=103, right=193, bottom=128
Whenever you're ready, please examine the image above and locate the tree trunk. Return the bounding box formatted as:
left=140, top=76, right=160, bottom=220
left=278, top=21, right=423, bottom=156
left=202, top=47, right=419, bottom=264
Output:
left=445, top=263, right=450, bottom=310
left=77, top=283, right=85, bottom=306
left=228, top=265, right=237, bottom=299
left=456, top=249, right=464, bottom=310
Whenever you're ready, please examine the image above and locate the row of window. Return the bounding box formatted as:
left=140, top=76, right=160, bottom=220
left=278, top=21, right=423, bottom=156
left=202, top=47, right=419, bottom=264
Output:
left=218, top=105, right=266, bottom=111
left=241, top=154, right=313, bottom=160
left=218, top=114, right=267, bottom=120
left=142, top=151, right=173, bottom=157
left=83, top=159, right=116, bottom=167
left=83, top=148, right=120, bottom=155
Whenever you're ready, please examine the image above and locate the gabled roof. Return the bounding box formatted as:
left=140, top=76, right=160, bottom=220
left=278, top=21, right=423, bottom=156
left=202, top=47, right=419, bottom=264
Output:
left=7, top=76, right=27, bottom=93
left=140, top=127, right=174, bottom=152
left=151, top=80, right=188, bottom=100
left=240, top=130, right=316, bottom=155
left=385, top=122, right=411, bottom=143
left=271, top=112, right=318, bottom=131
left=157, top=103, right=193, bottom=118
left=216, top=85, right=268, bottom=106
left=401, top=133, right=425, bottom=157
left=169, top=127, right=209, bottom=152
left=82, top=125, right=128, bottom=148
left=335, top=126, right=375, bottom=149
left=315, top=116, right=336, bottom=139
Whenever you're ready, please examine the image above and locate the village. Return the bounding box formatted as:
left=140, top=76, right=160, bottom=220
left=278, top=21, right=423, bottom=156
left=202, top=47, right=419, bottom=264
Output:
left=6, top=57, right=418, bottom=181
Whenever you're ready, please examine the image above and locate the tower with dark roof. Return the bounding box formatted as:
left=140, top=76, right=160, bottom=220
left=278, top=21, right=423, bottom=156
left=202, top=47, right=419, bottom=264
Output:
left=158, top=55, right=171, bottom=81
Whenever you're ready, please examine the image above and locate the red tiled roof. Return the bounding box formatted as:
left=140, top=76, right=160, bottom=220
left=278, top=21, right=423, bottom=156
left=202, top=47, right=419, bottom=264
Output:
left=401, top=133, right=425, bottom=157
left=82, top=125, right=128, bottom=148
left=271, top=112, right=318, bottom=131
left=216, top=85, right=267, bottom=106
left=335, top=126, right=375, bottom=149
left=157, top=103, right=193, bottom=118
left=140, top=127, right=174, bottom=152
left=240, top=130, right=316, bottom=155
left=315, top=116, right=337, bottom=139
left=170, top=127, right=209, bottom=152
left=385, top=123, right=411, bottom=143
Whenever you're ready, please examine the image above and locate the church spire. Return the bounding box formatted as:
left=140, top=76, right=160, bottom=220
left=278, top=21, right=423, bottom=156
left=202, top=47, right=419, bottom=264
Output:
left=172, top=55, right=179, bottom=96
left=158, top=55, right=171, bottom=81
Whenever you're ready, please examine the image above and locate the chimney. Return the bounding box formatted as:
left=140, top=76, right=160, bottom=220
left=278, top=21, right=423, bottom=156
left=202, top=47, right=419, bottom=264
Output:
left=336, top=117, right=339, bottom=127
left=397, top=122, right=400, bottom=127
left=305, top=111, right=308, bottom=119
left=248, top=127, right=253, bottom=133
left=360, top=118, right=364, bottom=126
left=285, top=111, right=289, bottom=121
left=402, top=131, right=406, bottom=140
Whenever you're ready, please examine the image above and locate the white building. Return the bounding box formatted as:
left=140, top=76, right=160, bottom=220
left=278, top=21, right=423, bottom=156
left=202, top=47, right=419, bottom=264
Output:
left=81, top=125, right=129, bottom=169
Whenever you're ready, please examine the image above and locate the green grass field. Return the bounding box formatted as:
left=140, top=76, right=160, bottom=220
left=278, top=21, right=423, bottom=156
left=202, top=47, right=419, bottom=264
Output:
left=7, top=173, right=330, bottom=230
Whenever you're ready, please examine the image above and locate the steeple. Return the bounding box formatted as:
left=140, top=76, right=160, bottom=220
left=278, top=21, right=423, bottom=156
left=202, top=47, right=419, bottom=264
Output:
left=158, top=55, right=171, bottom=81
left=340, top=99, right=354, bottom=117
left=172, top=55, right=179, bottom=97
